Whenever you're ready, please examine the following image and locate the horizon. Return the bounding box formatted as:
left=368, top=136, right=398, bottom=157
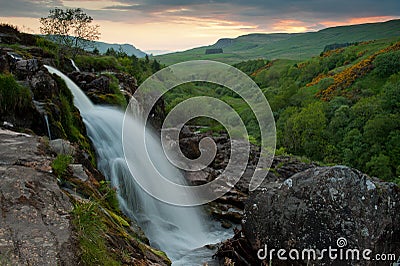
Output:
left=0, top=1, right=399, bottom=53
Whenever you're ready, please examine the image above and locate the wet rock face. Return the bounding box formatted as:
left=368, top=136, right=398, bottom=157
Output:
left=15, top=59, right=39, bottom=79
left=29, top=69, right=58, bottom=101
left=243, top=166, right=400, bottom=264
left=114, top=72, right=138, bottom=95
left=0, top=129, right=77, bottom=266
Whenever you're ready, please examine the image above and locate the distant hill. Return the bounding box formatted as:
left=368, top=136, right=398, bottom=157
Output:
left=155, top=19, right=400, bottom=65
left=43, top=35, right=147, bottom=58
left=92, top=41, right=147, bottom=58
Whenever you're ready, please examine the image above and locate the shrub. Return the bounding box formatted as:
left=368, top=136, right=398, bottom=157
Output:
left=0, top=74, right=32, bottom=115
left=373, top=50, right=400, bottom=77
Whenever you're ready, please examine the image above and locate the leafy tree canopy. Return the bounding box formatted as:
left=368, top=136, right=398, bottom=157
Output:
left=40, top=8, right=100, bottom=56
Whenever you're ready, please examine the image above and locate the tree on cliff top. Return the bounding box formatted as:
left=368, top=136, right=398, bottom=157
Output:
left=40, top=8, right=100, bottom=56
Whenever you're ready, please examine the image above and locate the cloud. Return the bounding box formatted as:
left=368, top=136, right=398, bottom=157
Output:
left=0, top=0, right=63, bottom=17
left=1, top=0, right=399, bottom=50
left=2, top=0, right=399, bottom=26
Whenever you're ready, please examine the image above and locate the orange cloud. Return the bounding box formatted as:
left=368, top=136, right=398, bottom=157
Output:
left=271, top=19, right=311, bottom=33
left=320, top=16, right=398, bottom=27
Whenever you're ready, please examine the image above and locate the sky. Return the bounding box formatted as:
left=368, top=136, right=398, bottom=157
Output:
left=0, top=0, right=399, bottom=54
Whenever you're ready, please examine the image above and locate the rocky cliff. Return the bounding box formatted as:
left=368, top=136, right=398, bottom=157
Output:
left=0, top=25, right=170, bottom=265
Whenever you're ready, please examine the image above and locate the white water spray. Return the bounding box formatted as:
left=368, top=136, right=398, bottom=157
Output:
left=44, top=114, right=51, bottom=140
left=44, top=66, right=228, bottom=264
left=70, top=59, right=80, bottom=72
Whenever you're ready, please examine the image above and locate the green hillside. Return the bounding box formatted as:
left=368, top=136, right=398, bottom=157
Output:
left=92, top=41, right=147, bottom=58
left=155, top=19, right=400, bottom=65
left=162, top=37, right=400, bottom=183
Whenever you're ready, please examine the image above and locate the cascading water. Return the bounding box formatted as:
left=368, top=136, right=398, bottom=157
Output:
left=33, top=100, right=52, bottom=140
left=44, top=65, right=231, bottom=264
left=70, top=59, right=80, bottom=72
left=44, top=114, right=52, bottom=140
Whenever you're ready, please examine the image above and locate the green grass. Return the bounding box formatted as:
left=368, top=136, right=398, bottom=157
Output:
left=75, top=55, right=121, bottom=72
left=36, top=36, right=58, bottom=58
left=156, top=20, right=400, bottom=65
left=51, top=154, right=73, bottom=178
left=72, top=202, right=121, bottom=266
left=98, top=180, right=120, bottom=213
left=0, top=73, right=32, bottom=115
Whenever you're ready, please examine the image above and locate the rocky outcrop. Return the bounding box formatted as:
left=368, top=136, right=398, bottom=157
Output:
left=244, top=166, right=399, bottom=264
left=0, top=129, right=78, bottom=265
left=176, top=128, right=399, bottom=265
left=216, top=166, right=400, bottom=265
left=114, top=72, right=138, bottom=95
left=0, top=28, right=171, bottom=265
left=177, top=127, right=316, bottom=227
left=0, top=128, right=171, bottom=265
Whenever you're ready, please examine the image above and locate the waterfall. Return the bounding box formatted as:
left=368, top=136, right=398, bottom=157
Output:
left=33, top=100, right=52, bottom=140
left=44, top=114, right=52, bottom=140
left=70, top=59, right=80, bottom=72
left=44, top=66, right=228, bottom=264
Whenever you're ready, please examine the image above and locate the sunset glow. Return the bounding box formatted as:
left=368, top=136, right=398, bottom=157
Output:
left=0, top=0, right=399, bottom=53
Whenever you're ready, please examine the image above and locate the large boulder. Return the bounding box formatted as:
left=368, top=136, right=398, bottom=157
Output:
left=0, top=129, right=78, bottom=266
left=114, top=72, right=137, bottom=95
left=68, top=72, right=97, bottom=92
left=87, top=76, right=111, bottom=93
left=29, top=69, right=58, bottom=101
left=242, top=166, right=400, bottom=265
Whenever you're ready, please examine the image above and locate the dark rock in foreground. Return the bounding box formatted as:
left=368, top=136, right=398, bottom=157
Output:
left=0, top=129, right=77, bottom=265
left=217, top=166, right=400, bottom=265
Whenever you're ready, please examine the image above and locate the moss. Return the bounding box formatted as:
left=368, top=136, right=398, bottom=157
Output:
left=0, top=44, right=33, bottom=59
left=0, top=73, right=32, bottom=115
left=96, top=93, right=127, bottom=108
left=51, top=154, right=73, bottom=178
left=52, top=74, right=97, bottom=166
left=107, top=209, right=130, bottom=227
left=149, top=248, right=171, bottom=264
left=137, top=243, right=172, bottom=266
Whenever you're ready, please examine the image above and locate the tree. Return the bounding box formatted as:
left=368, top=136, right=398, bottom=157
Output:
left=105, top=48, right=117, bottom=57
left=92, top=47, right=100, bottom=55
left=40, top=8, right=100, bottom=56
left=151, top=59, right=161, bottom=72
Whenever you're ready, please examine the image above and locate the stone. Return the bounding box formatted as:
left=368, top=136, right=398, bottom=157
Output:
left=29, top=69, right=58, bottom=101
left=114, top=72, right=138, bottom=95
left=0, top=54, right=9, bottom=73
left=15, top=59, right=39, bottom=73
left=69, top=164, right=89, bottom=182
left=15, top=59, right=39, bottom=76
left=49, top=139, right=76, bottom=156
left=242, top=166, right=400, bottom=264
left=0, top=33, right=20, bottom=44
left=87, top=76, right=111, bottom=93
